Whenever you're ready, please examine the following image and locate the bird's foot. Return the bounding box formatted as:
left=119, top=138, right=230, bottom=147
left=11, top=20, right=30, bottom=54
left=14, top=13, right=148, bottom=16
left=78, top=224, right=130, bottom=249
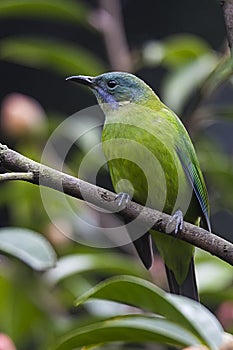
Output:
left=168, top=209, right=184, bottom=235
left=114, top=192, right=131, bottom=208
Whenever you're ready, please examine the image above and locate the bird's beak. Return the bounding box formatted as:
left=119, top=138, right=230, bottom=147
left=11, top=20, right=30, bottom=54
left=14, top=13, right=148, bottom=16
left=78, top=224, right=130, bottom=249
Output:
left=66, top=75, right=95, bottom=88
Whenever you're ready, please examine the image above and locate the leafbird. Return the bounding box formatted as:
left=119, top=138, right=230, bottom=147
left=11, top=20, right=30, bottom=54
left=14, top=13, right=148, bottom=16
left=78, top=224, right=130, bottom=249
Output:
left=66, top=72, right=211, bottom=301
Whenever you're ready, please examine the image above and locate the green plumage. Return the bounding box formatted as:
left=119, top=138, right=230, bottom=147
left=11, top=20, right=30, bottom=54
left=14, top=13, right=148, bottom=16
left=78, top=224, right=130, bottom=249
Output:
left=102, top=102, right=197, bottom=285
left=67, top=72, right=211, bottom=300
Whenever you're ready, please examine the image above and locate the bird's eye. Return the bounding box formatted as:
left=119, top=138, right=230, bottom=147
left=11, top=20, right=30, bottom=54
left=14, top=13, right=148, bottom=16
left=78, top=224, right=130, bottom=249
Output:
left=107, top=80, right=118, bottom=89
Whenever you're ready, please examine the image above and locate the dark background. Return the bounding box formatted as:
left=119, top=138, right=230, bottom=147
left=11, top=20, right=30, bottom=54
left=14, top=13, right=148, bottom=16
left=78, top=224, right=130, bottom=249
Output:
left=0, top=0, right=226, bottom=113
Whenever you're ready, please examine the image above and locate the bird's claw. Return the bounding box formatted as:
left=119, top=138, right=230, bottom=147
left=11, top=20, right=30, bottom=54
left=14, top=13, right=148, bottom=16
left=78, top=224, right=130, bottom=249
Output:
left=114, top=192, right=131, bottom=208
left=168, top=209, right=184, bottom=235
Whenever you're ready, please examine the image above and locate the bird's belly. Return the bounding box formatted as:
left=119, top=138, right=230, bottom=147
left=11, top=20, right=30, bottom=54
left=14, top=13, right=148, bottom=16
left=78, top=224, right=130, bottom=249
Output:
left=103, top=143, right=190, bottom=217
left=102, top=123, right=193, bottom=217
left=108, top=158, right=167, bottom=211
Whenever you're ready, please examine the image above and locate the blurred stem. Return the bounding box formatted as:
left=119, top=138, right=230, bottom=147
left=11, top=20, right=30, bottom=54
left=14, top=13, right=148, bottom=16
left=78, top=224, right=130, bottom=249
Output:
left=0, top=143, right=233, bottom=266
left=221, top=0, right=233, bottom=49
left=89, top=0, right=133, bottom=71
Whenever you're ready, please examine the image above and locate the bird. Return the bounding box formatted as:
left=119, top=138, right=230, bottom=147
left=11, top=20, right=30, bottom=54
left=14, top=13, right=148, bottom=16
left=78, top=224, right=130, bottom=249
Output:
left=66, top=71, right=211, bottom=301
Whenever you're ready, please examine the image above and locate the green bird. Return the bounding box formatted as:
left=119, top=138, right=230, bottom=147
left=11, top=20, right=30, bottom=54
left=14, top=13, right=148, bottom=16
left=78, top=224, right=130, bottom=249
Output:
left=67, top=72, right=211, bottom=301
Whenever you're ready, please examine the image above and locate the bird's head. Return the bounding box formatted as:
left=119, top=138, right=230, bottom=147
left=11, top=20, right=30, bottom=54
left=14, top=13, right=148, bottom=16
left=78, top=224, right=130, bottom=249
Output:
left=66, top=72, right=160, bottom=110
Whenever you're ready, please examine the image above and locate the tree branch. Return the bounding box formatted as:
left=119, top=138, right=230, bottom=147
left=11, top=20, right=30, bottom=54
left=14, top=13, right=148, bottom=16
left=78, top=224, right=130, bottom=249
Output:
left=220, top=0, right=233, bottom=49
left=0, top=143, right=232, bottom=266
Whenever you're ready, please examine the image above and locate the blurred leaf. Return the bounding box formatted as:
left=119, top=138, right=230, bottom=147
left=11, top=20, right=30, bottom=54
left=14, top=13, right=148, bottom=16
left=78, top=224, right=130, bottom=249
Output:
left=44, top=254, right=149, bottom=286
left=0, top=36, right=106, bottom=75
left=195, top=249, right=233, bottom=303
left=54, top=314, right=200, bottom=350
left=0, top=227, right=56, bottom=270
left=198, top=261, right=233, bottom=293
left=143, top=34, right=211, bottom=68
left=144, top=39, right=233, bottom=115
left=83, top=299, right=130, bottom=318
left=143, top=40, right=164, bottom=66
left=0, top=0, right=88, bottom=24
left=76, top=275, right=223, bottom=350
left=162, top=35, right=212, bottom=68
left=162, top=53, right=218, bottom=113
left=196, top=249, right=232, bottom=293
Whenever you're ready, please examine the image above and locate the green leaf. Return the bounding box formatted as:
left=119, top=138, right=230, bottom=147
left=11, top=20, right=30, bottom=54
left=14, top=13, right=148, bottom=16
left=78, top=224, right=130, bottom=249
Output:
left=196, top=249, right=233, bottom=293
left=162, top=34, right=212, bottom=68
left=168, top=294, right=223, bottom=350
left=0, top=0, right=88, bottom=24
left=44, top=254, right=149, bottom=286
left=194, top=249, right=233, bottom=303
left=143, top=34, right=211, bottom=68
left=0, top=227, right=56, bottom=270
left=54, top=314, right=200, bottom=350
left=0, top=36, right=106, bottom=75
left=76, top=275, right=223, bottom=350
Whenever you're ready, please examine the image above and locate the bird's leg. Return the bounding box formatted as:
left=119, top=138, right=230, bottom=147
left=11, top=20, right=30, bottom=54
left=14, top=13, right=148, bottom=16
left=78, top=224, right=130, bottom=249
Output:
left=169, top=209, right=184, bottom=235
left=114, top=192, right=131, bottom=207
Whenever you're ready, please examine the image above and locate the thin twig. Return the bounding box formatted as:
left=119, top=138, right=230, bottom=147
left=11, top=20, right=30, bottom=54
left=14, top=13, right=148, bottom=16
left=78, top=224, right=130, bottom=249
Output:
left=0, top=144, right=232, bottom=266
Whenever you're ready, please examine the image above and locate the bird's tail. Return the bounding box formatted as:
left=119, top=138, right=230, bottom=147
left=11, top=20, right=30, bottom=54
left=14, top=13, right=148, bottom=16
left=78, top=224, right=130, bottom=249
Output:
left=132, top=232, right=153, bottom=270
left=165, top=257, right=199, bottom=301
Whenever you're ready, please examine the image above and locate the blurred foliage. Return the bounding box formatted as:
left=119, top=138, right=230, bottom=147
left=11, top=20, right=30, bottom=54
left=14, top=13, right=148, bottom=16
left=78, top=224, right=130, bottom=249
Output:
left=0, top=227, right=56, bottom=270
left=0, top=0, right=232, bottom=349
left=54, top=274, right=223, bottom=350
left=0, top=0, right=88, bottom=23
left=143, top=35, right=218, bottom=113
left=0, top=37, right=105, bottom=76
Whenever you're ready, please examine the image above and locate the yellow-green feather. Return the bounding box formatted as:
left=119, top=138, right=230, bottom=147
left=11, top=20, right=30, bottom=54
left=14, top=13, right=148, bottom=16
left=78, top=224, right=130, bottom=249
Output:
left=102, top=101, right=207, bottom=284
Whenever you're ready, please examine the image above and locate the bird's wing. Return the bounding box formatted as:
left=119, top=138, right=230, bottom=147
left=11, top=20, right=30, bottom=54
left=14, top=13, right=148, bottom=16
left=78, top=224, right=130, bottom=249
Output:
left=176, top=136, right=211, bottom=232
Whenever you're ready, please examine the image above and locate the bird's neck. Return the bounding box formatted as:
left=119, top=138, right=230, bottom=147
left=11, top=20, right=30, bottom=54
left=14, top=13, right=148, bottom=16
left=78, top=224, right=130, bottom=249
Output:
left=101, top=90, right=164, bottom=119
